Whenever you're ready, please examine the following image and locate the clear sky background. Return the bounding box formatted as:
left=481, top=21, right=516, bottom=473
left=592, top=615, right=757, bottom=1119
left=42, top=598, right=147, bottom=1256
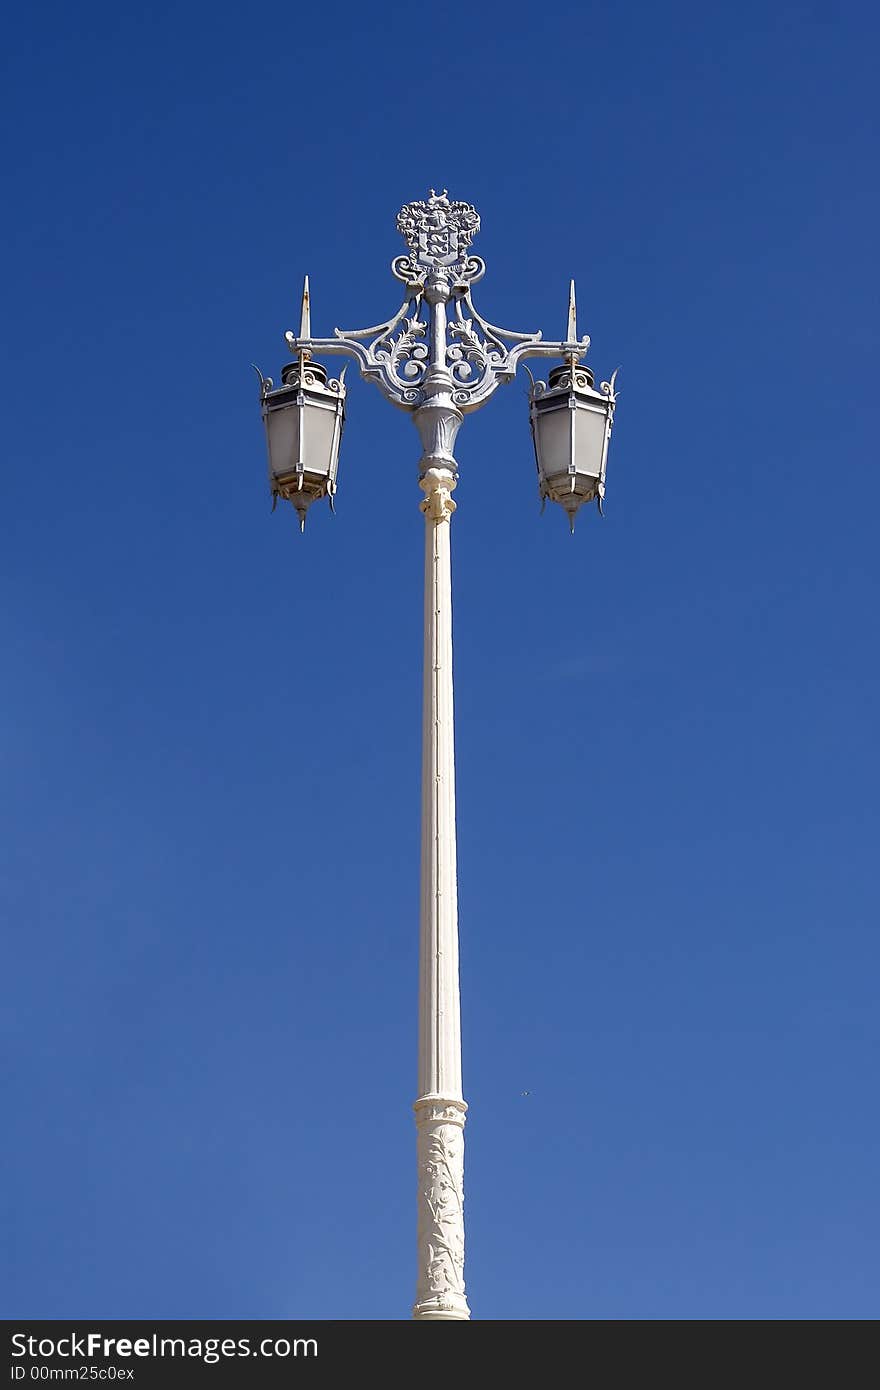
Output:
left=2, top=0, right=878, bottom=1321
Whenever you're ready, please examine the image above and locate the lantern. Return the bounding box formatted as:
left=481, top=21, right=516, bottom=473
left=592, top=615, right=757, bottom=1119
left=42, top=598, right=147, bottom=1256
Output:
left=527, top=281, right=618, bottom=531
left=258, top=277, right=346, bottom=531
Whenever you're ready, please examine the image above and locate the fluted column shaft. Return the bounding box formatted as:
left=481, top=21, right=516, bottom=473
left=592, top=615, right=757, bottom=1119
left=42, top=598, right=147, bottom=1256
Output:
left=412, top=463, right=470, bottom=1321
left=418, top=468, right=461, bottom=1100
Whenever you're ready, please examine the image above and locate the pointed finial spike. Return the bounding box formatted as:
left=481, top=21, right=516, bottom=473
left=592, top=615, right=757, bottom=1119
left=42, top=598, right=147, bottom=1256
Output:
left=567, top=279, right=577, bottom=344
left=299, top=276, right=311, bottom=340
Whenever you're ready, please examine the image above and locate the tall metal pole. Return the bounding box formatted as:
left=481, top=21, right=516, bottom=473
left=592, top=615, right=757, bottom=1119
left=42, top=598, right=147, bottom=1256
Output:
left=270, top=191, right=615, bottom=1320
left=411, top=274, right=470, bottom=1320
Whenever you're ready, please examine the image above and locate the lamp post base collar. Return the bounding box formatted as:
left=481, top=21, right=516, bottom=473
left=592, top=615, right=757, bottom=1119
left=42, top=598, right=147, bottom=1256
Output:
left=419, top=467, right=457, bottom=523
left=412, top=1295, right=471, bottom=1321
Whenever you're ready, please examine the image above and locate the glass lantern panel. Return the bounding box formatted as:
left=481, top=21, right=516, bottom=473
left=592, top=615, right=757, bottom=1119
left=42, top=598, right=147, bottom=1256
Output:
left=300, top=400, right=339, bottom=481
left=266, top=403, right=301, bottom=483
left=573, top=404, right=609, bottom=479
left=535, top=404, right=574, bottom=484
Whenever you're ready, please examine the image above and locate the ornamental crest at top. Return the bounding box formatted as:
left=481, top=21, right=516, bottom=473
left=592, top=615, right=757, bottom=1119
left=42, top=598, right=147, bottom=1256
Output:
left=396, top=189, right=481, bottom=280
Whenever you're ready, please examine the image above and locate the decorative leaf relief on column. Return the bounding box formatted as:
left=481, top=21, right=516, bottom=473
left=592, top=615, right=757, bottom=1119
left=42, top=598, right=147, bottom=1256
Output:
left=420, top=486, right=456, bottom=524
left=416, top=1117, right=466, bottom=1300
left=419, top=467, right=458, bottom=523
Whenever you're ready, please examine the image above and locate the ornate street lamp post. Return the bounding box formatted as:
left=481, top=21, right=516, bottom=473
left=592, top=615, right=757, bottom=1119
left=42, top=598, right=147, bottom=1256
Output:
left=256, top=191, right=619, bottom=1320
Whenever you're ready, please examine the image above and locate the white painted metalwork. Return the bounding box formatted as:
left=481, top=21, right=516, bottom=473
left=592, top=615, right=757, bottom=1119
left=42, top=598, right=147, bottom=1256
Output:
left=256, top=191, right=619, bottom=1320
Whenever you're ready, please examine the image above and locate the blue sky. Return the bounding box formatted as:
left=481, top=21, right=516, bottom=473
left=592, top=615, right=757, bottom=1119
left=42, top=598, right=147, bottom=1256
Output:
left=2, top=0, right=878, bottom=1320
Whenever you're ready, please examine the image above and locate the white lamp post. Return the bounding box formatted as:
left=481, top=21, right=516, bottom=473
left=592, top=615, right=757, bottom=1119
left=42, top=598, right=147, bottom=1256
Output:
left=256, top=191, right=619, bottom=1319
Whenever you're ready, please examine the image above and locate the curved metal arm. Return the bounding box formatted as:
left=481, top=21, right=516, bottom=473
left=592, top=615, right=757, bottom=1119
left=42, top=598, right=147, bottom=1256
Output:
left=284, top=191, right=595, bottom=417
left=286, top=291, right=431, bottom=409
left=288, top=288, right=592, bottom=415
